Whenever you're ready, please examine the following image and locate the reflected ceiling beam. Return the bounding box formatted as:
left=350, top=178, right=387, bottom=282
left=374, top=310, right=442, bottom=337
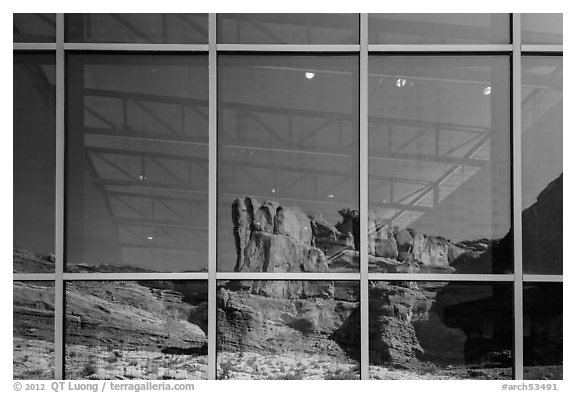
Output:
left=221, top=192, right=355, bottom=209
left=84, top=127, right=208, bottom=145
left=107, top=189, right=208, bottom=204
left=87, top=137, right=486, bottom=168
left=86, top=145, right=208, bottom=163
left=222, top=158, right=428, bottom=185
left=34, top=13, right=56, bottom=27
left=109, top=14, right=153, bottom=42
left=368, top=16, right=503, bottom=41
left=219, top=13, right=356, bottom=31
left=94, top=177, right=208, bottom=194
left=368, top=201, right=431, bottom=212
left=369, top=152, right=487, bottom=166
left=174, top=14, right=208, bottom=38
left=84, top=87, right=488, bottom=134
left=115, top=217, right=207, bottom=231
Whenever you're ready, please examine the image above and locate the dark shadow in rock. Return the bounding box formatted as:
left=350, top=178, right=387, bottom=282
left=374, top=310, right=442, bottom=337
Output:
left=161, top=343, right=207, bottom=356
left=435, top=282, right=514, bottom=368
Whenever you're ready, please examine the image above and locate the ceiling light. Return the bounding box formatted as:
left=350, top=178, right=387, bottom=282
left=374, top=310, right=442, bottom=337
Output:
left=483, top=86, right=492, bottom=95
left=146, top=236, right=154, bottom=241
left=327, top=194, right=335, bottom=199
left=305, top=72, right=315, bottom=79
left=396, top=78, right=407, bottom=88
left=271, top=189, right=276, bottom=193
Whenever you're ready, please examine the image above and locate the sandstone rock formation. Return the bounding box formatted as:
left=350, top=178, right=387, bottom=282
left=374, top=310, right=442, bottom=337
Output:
left=522, top=174, right=562, bottom=274
left=231, top=196, right=469, bottom=275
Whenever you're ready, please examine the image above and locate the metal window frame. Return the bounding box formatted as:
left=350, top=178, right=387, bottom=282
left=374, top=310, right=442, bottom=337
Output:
left=12, top=12, right=563, bottom=381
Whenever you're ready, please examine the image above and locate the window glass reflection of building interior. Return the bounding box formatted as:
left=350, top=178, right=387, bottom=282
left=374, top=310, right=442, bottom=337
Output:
left=66, top=55, right=209, bottom=272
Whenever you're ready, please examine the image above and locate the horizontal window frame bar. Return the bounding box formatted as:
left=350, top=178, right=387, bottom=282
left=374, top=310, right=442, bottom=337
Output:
left=523, top=274, right=563, bottom=282
left=14, top=273, right=562, bottom=283
left=216, top=44, right=360, bottom=52
left=216, top=272, right=360, bottom=280
left=63, top=43, right=209, bottom=51
left=13, top=273, right=56, bottom=281
left=368, top=44, right=513, bottom=52
left=521, top=44, right=563, bottom=53
left=13, top=43, right=57, bottom=50
left=14, top=44, right=563, bottom=54
left=16, top=273, right=555, bottom=282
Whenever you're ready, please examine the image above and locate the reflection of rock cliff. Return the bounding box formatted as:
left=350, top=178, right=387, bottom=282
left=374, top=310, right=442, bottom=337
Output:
left=13, top=248, right=55, bottom=273
left=522, top=174, right=562, bottom=274
left=13, top=281, right=55, bottom=379
left=13, top=276, right=209, bottom=379
left=64, top=280, right=208, bottom=379
left=451, top=174, right=562, bottom=274
left=216, top=280, right=360, bottom=379
left=231, top=196, right=470, bottom=274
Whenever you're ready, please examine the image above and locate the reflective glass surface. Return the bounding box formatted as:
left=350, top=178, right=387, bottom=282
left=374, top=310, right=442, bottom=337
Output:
left=66, top=54, right=208, bottom=272
left=369, top=281, right=513, bottom=379
left=65, top=280, right=208, bottom=379
left=14, top=53, right=56, bottom=273
left=217, top=55, right=360, bottom=272
left=368, top=14, right=510, bottom=44
left=521, top=14, right=563, bottom=45
left=523, top=283, right=562, bottom=379
left=368, top=56, right=511, bottom=274
left=13, top=281, right=55, bottom=379
left=217, top=280, right=360, bottom=379
left=14, top=14, right=56, bottom=43
left=521, top=56, right=562, bottom=274
left=218, top=14, right=359, bottom=44
left=66, top=14, right=208, bottom=44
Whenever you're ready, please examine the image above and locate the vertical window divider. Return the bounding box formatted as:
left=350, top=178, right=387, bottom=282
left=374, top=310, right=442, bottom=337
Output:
left=208, top=12, right=218, bottom=381
left=359, top=13, right=369, bottom=381
left=512, top=13, right=524, bottom=380
left=54, top=12, right=65, bottom=381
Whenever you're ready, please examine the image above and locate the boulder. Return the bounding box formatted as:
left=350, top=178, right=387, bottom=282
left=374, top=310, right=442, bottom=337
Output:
left=232, top=197, right=330, bottom=274
left=273, top=206, right=312, bottom=244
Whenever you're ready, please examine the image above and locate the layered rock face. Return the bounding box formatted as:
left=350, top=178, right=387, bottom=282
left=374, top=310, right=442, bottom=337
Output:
left=232, top=196, right=468, bottom=275
left=368, top=220, right=466, bottom=273
left=232, top=197, right=357, bottom=297
left=232, top=197, right=330, bottom=273
left=522, top=174, right=562, bottom=274
left=216, top=281, right=359, bottom=358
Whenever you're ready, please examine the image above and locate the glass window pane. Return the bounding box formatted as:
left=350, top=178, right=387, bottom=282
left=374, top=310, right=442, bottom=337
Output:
left=217, top=280, right=360, bottom=379
left=521, top=14, right=563, bottom=44
left=368, top=14, right=510, bottom=44
left=521, top=56, right=562, bottom=275
left=66, top=54, right=208, bottom=272
left=523, top=283, right=562, bottom=379
left=14, top=53, right=56, bottom=273
left=218, top=14, right=359, bottom=44
left=65, top=14, right=208, bottom=44
left=13, top=14, right=56, bottom=43
left=14, top=281, right=55, bottom=379
left=217, top=55, right=360, bottom=272
left=65, top=280, right=208, bottom=379
left=369, top=281, right=513, bottom=379
left=368, top=56, right=511, bottom=274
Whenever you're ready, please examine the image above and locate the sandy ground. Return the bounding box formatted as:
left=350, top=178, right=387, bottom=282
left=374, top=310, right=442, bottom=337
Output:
left=217, top=350, right=360, bottom=380
left=65, top=344, right=207, bottom=380
left=13, top=338, right=54, bottom=379
left=369, top=364, right=513, bottom=380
